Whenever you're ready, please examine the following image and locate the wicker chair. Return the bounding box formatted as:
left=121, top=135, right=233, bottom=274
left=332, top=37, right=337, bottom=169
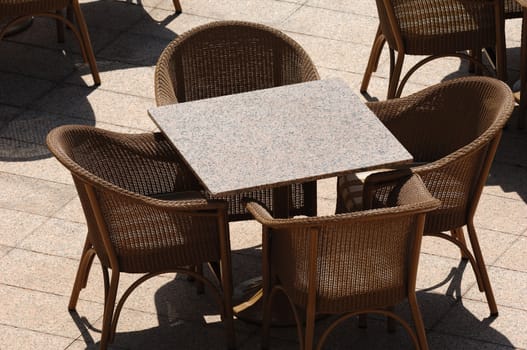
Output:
left=337, top=76, right=515, bottom=316
left=0, top=0, right=100, bottom=85
left=246, top=173, right=440, bottom=350
left=361, top=0, right=507, bottom=99
left=46, top=125, right=235, bottom=350
left=154, top=20, right=320, bottom=221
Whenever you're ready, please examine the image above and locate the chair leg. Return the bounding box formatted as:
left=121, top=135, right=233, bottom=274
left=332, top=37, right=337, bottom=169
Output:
left=360, top=25, right=386, bottom=94
left=68, top=238, right=96, bottom=310
left=99, top=270, right=120, bottom=350
left=408, top=292, right=429, bottom=350
left=70, top=0, right=101, bottom=85
left=387, top=50, right=404, bottom=99
left=219, top=265, right=235, bottom=349
left=466, top=221, right=498, bottom=316
left=304, top=313, right=316, bottom=350
left=173, top=0, right=182, bottom=13
left=451, top=227, right=470, bottom=260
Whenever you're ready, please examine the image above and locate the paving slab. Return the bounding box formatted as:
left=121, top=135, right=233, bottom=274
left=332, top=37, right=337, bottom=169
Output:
left=280, top=6, right=376, bottom=45
left=0, top=41, right=78, bottom=82
left=52, top=196, right=87, bottom=224
left=474, top=194, right=527, bottom=235
left=0, top=71, right=55, bottom=107
left=493, top=236, right=527, bottom=272
left=33, top=85, right=158, bottom=131
left=0, top=284, right=103, bottom=338
left=67, top=62, right=156, bottom=99
left=464, top=265, right=527, bottom=311
left=306, top=0, right=377, bottom=17
left=0, top=324, right=75, bottom=350
left=127, top=10, right=211, bottom=40
left=18, top=217, right=87, bottom=258
left=435, top=300, right=525, bottom=348
left=0, top=207, right=48, bottom=247
left=155, top=0, right=302, bottom=25
left=420, top=228, right=519, bottom=264
left=0, top=172, right=77, bottom=216
left=0, top=244, right=12, bottom=259
left=97, top=31, right=171, bottom=66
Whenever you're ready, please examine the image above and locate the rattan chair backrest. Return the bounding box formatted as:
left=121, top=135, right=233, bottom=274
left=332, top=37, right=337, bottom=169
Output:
left=46, top=125, right=222, bottom=272
left=366, top=77, right=514, bottom=233
left=247, top=174, right=439, bottom=313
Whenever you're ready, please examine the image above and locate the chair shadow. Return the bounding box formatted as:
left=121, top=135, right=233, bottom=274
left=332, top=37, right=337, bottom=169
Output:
left=0, top=0, right=180, bottom=162
left=68, top=247, right=516, bottom=349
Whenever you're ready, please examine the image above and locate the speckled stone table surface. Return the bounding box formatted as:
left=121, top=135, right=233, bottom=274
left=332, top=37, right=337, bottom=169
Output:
left=148, top=78, right=413, bottom=196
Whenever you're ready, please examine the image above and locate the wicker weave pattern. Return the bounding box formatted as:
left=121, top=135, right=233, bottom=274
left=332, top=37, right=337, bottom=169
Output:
left=47, top=125, right=235, bottom=349
left=155, top=20, right=320, bottom=221
left=248, top=174, right=439, bottom=349
left=383, top=0, right=497, bottom=54
left=272, top=216, right=414, bottom=313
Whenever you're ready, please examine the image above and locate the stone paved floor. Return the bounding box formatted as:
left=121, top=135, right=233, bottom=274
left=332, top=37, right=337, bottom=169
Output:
left=1, top=0, right=527, bottom=349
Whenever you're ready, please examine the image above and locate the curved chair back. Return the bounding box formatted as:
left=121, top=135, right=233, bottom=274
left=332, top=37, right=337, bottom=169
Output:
left=248, top=174, right=440, bottom=350
left=367, top=77, right=513, bottom=234
left=361, top=76, right=514, bottom=317
left=46, top=125, right=234, bottom=349
left=155, top=20, right=320, bottom=221
left=155, top=20, right=319, bottom=106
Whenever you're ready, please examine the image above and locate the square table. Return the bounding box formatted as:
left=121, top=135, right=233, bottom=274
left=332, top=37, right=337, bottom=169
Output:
left=148, top=78, right=412, bottom=217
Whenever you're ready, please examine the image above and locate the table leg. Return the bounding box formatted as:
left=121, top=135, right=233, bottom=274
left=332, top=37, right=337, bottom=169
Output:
left=233, top=185, right=296, bottom=325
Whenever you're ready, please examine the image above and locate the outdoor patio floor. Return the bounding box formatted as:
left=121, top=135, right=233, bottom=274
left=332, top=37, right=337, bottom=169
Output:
left=1, top=0, right=527, bottom=348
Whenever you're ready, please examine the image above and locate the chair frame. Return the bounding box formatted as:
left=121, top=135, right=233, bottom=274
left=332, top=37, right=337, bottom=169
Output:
left=361, top=0, right=507, bottom=99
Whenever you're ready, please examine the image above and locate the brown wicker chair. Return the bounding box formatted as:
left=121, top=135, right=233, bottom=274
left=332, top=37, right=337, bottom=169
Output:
left=154, top=20, right=320, bottom=222
left=361, top=0, right=507, bottom=99
left=337, top=76, right=515, bottom=316
left=246, top=173, right=440, bottom=350
left=46, top=125, right=235, bottom=350
left=0, top=0, right=100, bottom=85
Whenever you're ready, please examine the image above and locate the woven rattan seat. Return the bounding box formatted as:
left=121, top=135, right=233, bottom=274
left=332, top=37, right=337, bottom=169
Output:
left=247, top=173, right=440, bottom=350
left=0, top=0, right=100, bottom=85
left=154, top=20, right=320, bottom=222
left=46, top=125, right=235, bottom=350
left=337, top=76, right=515, bottom=317
left=361, top=0, right=507, bottom=99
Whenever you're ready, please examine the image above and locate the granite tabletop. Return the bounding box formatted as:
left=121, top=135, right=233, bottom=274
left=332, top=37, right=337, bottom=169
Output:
left=148, top=78, right=413, bottom=196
